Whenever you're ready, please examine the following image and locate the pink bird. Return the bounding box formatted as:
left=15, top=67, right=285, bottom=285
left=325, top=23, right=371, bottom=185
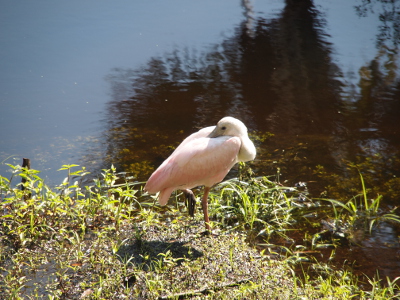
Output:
left=144, top=116, right=256, bottom=232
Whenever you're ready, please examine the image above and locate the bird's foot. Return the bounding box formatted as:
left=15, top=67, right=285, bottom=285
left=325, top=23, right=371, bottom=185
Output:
left=200, top=227, right=220, bottom=237
left=200, top=230, right=219, bottom=237
left=200, top=230, right=211, bottom=237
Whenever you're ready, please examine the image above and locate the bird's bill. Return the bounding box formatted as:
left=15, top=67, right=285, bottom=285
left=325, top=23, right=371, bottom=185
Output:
left=207, top=126, right=220, bottom=138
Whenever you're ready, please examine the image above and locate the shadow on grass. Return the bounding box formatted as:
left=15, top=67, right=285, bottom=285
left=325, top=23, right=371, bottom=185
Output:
left=116, top=238, right=204, bottom=270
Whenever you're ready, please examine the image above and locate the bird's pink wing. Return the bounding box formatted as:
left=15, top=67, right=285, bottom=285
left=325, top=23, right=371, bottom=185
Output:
left=145, top=136, right=241, bottom=205
left=144, top=126, right=213, bottom=193
left=144, top=126, right=213, bottom=194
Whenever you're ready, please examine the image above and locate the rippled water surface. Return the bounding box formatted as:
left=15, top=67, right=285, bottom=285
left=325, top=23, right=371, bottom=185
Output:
left=1, top=0, right=400, bottom=284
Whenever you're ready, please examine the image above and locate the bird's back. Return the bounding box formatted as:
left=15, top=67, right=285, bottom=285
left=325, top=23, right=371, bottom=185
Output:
left=144, top=133, right=241, bottom=202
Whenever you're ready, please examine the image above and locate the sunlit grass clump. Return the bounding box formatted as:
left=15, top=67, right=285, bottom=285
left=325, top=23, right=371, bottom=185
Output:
left=0, top=163, right=399, bottom=299
left=209, top=174, right=298, bottom=235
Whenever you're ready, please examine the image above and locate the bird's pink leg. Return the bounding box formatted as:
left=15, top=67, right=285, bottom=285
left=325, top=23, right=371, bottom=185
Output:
left=202, top=187, right=211, bottom=231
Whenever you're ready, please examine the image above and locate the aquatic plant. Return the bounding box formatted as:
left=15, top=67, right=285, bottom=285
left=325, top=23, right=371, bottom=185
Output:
left=320, top=171, right=400, bottom=236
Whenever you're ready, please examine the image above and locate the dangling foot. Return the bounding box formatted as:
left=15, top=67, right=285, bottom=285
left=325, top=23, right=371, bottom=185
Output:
left=183, top=189, right=196, bottom=217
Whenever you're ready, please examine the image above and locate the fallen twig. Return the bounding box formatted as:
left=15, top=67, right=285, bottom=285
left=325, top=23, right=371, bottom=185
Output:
left=158, top=277, right=253, bottom=300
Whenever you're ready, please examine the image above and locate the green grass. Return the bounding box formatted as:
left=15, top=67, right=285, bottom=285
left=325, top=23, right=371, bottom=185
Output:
left=1, top=163, right=399, bottom=299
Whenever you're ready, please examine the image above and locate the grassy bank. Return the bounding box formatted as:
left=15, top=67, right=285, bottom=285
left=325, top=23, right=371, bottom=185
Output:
left=1, top=164, right=399, bottom=299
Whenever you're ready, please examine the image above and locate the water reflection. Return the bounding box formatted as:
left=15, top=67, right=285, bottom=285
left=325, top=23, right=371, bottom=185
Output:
left=101, top=0, right=400, bottom=206
left=355, top=0, right=400, bottom=49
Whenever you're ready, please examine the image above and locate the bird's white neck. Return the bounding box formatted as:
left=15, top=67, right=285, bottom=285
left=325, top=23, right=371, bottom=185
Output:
left=237, top=135, right=256, bottom=162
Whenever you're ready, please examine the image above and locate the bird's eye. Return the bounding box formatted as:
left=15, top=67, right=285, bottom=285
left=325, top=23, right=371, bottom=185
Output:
left=221, top=126, right=226, bottom=130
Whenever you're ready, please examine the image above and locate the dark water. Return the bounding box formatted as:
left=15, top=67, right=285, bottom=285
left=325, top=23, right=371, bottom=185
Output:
left=1, top=0, right=400, bottom=284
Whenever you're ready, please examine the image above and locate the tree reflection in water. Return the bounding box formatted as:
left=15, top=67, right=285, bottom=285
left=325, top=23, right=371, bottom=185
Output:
left=101, top=0, right=400, bottom=204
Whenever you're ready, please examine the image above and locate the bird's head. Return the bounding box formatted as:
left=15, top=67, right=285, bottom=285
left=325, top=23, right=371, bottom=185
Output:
left=208, top=116, right=256, bottom=162
left=208, top=116, right=248, bottom=138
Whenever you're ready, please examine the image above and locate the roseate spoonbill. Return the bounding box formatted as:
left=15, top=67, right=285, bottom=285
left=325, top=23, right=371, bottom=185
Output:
left=144, top=116, right=256, bottom=232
